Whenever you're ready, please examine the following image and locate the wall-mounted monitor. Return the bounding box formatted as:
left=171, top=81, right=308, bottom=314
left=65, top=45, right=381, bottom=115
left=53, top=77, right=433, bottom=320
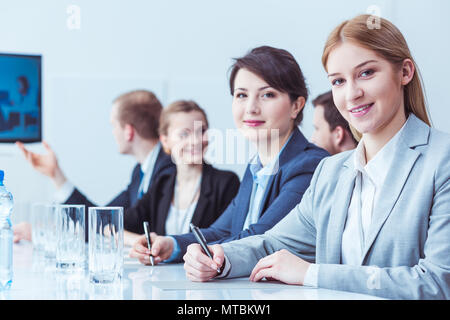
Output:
left=0, top=53, right=41, bottom=143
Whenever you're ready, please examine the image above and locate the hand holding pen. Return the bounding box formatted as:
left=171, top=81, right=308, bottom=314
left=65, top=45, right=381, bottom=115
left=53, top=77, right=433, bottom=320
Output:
left=190, top=223, right=222, bottom=274
left=183, top=224, right=225, bottom=282
left=143, top=221, right=155, bottom=266
left=129, top=226, right=176, bottom=265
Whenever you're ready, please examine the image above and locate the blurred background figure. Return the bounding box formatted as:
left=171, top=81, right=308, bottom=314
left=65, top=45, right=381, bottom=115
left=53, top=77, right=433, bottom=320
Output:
left=11, top=76, right=31, bottom=106
left=13, top=90, right=174, bottom=243
left=124, top=100, right=240, bottom=241
left=311, top=91, right=357, bottom=155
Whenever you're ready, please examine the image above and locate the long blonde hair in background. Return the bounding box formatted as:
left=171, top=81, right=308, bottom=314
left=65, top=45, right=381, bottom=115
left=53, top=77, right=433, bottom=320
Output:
left=322, top=14, right=431, bottom=141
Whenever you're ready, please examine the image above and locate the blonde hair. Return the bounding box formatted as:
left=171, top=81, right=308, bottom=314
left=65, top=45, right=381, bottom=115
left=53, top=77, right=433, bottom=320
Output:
left=322, top=14, right=431, bottom=141
left=159, top=100, right=209, bottom=136
left=158, top=100, right=209, bottom=154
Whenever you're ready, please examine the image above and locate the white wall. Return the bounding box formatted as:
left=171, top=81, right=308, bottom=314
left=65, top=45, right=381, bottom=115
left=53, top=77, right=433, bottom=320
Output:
left=0, top=0, right=449, bottom=223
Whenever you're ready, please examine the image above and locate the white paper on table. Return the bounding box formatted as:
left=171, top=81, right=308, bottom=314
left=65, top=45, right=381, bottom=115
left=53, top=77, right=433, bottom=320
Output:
left=149, top=279, right=313, bottom=291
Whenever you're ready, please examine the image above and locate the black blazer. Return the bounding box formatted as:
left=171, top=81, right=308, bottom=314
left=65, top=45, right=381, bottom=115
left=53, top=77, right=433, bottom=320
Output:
left=124, top=163, right=240, bottom=235
left=66, top=147, right=175, bottom=208
left=65, top=147, right=174, bottom=242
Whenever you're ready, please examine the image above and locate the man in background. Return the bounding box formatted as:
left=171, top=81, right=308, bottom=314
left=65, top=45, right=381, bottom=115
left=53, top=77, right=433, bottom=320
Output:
left=310, top=91, right=357, bottom=155
left=14, top=90, right=174, bottom=244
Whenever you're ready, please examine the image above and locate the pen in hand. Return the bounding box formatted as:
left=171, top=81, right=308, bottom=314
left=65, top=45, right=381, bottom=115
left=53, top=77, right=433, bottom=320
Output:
left=190, top=223, right=221, bottom=273
left=143, top=221, right=155, bottom=266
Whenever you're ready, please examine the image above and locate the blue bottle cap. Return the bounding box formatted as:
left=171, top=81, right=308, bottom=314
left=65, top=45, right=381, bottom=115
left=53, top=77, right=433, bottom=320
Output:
left=0, top=170, right=3, bottom=185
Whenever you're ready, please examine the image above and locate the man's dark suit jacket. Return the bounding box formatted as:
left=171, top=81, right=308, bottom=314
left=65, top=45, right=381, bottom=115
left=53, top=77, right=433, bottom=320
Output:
left=124, top=163, right=240, bottom=235
left=170, top=127, right=330, bottom=262
left=65, top=147, right=174, bottom=208
left=65, top=147, right=175, bottom=241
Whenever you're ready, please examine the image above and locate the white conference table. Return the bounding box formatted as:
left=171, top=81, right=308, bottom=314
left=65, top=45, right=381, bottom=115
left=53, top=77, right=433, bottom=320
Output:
left=2, top=241, right=383, bottom=300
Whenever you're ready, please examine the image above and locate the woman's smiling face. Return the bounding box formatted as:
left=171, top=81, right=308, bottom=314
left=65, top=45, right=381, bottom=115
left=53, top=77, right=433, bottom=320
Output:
left=160, top=110, right=208, bottom=165
left=326, top=41, right=410, bottom=137
left=231, top=68, right=300, bottom=144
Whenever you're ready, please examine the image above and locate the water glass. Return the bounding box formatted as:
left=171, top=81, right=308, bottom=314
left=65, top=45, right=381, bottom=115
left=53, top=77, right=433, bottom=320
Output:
left=30, top=203, right=47, bottom=252
left=88, top=207, right=123, bottom=284
left=43, top=204, right=59, bottom=259
left=56, top=204, right=86, bottom=270
left=55, top=271, right=87, bottom=300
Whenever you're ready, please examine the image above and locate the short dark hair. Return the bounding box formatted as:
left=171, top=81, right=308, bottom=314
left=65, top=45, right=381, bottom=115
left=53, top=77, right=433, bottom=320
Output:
left=312, top=91, right=357, bottom=144
left=113, top=90, right=163, bottom=140
left=228, top=46, right=308, bottom=125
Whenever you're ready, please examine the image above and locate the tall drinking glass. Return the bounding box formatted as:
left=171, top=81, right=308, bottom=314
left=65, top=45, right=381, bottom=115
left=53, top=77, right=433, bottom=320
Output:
left=30, top=203, right=47, bottom=252
left=43, top=204, right=59, bottom=259
left=88, top=207, right=123, bottom=283
left=56, top=205, right=86, bottom=270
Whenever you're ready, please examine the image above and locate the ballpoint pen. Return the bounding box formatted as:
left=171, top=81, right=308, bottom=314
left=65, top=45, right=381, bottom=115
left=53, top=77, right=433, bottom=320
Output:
left=190, top=223, right=221, bottom=273
left=143, top=221, right=155, bottom=266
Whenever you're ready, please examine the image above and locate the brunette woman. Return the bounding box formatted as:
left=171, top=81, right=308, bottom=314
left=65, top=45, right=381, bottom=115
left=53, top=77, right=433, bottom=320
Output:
left=129, top=46, right=329, bottom=265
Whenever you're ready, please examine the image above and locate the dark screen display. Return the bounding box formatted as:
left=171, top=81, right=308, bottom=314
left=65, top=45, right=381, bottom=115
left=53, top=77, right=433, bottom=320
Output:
left=0, top=53, right=41, bottom=143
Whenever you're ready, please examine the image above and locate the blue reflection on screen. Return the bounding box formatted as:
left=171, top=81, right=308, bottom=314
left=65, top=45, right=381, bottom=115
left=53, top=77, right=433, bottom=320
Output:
left=0, top=53, right=41, bottom=143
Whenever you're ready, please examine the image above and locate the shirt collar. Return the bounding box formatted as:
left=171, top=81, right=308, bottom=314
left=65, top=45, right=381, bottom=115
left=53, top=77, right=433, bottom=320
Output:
left=249, top=131, right=293, bottom=186
left=249, top=155, right=271, bottom=188
left=141, top=142, right=161, bottom=174
left=353, top=118, right=409, bottom=186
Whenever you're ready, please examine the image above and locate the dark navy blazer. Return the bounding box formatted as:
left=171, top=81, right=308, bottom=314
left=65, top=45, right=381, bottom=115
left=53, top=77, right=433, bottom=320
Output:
left=171, top=127, right=330, bottom=261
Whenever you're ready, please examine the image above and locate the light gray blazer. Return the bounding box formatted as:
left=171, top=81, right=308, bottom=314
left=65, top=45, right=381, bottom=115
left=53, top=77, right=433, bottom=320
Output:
left=221, top=114, right=450, bottom=299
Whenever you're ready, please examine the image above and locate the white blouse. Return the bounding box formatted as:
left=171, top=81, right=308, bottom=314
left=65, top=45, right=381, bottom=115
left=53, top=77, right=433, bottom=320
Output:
left=341, top=125, right=404, bottom=265
left=165, top=201, right=198, bottom=235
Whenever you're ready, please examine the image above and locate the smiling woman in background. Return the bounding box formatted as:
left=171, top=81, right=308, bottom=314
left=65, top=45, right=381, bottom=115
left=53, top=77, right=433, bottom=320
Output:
left=123, top=100, right=240, bottom=244
left=184, top=15, right=450, bottom=300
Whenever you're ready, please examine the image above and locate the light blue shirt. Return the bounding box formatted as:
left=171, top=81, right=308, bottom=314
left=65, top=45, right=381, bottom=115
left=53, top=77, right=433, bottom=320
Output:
left=245, top=132, right=294, bottom=229
left=137, top=142, right=162, bottom=198
left=166, top=132, right=293, bottom=263
left=242, top=146, right=286, bottom=229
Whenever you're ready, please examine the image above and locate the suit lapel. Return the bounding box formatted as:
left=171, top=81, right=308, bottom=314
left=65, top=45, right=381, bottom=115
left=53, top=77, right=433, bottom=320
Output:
left=257, top=128, right=308, bottom=217
left=155, top=172, right=176, bottom=235
left=326, top=157, right=356, bottom=264
left=234, top=168, right=254, bottom=231
left=360, top=116, right=428, bottom=263
left=151, top=148, right=174, bottom=183
left=360, top=148, right=419, bottom=263
left=190, top=165, right=212, bottom=227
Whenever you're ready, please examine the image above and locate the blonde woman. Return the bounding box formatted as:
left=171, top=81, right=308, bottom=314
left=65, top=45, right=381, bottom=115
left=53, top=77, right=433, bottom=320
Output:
left=183, top=15, right=450, bottom=300
left=124, top=100, right=240, bottom=242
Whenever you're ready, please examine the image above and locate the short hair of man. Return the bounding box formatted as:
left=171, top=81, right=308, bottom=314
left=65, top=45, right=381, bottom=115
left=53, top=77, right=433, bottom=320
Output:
left=312, top=91, right=357, bottom=144
left=113, top=90, right=163, bottom=140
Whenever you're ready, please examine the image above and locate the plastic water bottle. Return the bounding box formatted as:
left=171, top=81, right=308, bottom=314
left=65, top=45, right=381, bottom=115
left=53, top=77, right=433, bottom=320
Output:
left=0, top=170, right=13, bottom=290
